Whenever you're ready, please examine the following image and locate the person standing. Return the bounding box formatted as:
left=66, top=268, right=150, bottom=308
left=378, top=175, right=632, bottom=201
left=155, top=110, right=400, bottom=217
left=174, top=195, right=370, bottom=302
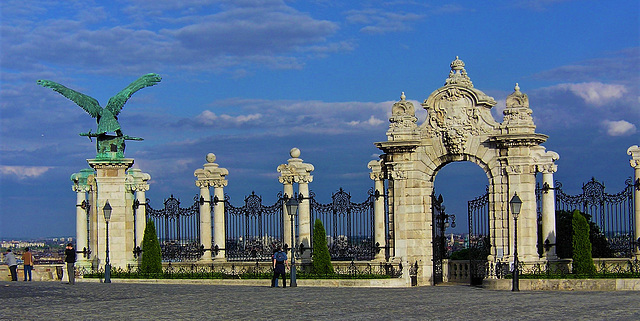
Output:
left=21, top=247, right=34, bottom=281
left=271, top=246, right=288, bottom=288
left=4, top=249, right=18, bottom=281
left=64, top=243, right=76, bottom=285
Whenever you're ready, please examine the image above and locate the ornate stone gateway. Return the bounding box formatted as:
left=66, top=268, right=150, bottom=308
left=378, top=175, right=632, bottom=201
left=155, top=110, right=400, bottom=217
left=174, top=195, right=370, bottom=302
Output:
left=374, top=57, right=560, bottom=285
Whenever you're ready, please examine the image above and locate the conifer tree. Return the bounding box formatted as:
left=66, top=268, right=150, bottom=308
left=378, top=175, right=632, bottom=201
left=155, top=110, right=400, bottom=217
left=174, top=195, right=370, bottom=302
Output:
left=140, top=220, right=163, bottom=274
left=571, top=210, right=596, bottom=275
left=312, top=219, right=334, bottom=274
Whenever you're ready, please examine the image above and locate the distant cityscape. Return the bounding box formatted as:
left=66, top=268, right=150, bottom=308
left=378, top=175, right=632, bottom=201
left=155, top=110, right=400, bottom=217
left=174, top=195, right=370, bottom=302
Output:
left=1, top=237, right=74, bottom=265
left=2, top=233, right=475, bottom=264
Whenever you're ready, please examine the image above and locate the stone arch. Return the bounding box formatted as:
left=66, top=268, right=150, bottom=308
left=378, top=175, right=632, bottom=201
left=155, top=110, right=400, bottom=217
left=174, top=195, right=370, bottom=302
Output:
left=375, top=57, right=558, bottom=285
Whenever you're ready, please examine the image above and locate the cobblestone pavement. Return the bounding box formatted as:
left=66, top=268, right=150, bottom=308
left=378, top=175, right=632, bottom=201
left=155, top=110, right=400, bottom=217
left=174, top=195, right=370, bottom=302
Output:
left=1, top=281, right=638, bottom=320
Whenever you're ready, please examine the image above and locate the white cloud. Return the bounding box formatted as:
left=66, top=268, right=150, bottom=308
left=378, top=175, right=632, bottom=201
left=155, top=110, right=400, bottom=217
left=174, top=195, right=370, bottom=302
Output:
left=602, top=120, right=637, bottom=136
left=556, top=82, right=627, bottom=106
left=345, top=9, right=424, bottom=34
left=348, top=115, right=384, bottom=127
left=195, top=110, right=262, bottom=126
left=0, top=166, right=51, bottom=179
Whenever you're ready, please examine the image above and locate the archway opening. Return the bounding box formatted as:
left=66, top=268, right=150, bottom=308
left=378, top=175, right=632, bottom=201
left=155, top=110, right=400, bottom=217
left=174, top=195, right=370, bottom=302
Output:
left=433, top=161, right=489, bottom=260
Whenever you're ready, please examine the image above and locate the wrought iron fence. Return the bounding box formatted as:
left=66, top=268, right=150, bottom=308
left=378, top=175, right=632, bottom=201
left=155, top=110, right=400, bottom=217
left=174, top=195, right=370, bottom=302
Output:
left=223, top=192, right=285, bottom=261
left=487, top=258, right=640, bottom=279
left=550, top=177, right=635, bottom=258
left=310, top=188, right=376, bottom=261
left=146, top=195, right=201, bottom=262
left=467, top=186, right=490, bottom=285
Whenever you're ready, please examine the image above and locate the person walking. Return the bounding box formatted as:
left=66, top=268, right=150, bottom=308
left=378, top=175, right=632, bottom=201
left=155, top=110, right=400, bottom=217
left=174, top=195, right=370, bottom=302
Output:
left=271, top=246, right=288, bottom=288
left=4, top=249, right=18, bottom=281
left=64, top=243, right=77, bottom=285
left=21, top=247, right=35, bottom=281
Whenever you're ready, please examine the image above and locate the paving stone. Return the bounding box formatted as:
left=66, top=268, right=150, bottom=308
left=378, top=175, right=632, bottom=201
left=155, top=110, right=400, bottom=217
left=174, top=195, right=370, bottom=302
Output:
left=0, top=281, right=638, bottom=320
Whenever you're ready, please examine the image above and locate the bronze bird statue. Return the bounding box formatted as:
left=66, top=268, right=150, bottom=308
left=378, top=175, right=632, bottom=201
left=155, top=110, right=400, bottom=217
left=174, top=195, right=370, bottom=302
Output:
left=37, top=73, right=162, bottom=141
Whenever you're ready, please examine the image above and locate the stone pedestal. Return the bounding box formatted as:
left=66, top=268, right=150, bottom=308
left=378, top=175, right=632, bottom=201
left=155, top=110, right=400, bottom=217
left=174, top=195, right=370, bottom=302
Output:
left=88, top=158, right=136, bottom=270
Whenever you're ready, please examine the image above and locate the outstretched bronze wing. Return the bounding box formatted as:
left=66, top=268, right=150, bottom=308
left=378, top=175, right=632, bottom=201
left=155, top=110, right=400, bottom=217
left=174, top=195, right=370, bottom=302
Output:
left=106, top=73, right=162, bottom=116
left=36, top=79, right=102, bottom=118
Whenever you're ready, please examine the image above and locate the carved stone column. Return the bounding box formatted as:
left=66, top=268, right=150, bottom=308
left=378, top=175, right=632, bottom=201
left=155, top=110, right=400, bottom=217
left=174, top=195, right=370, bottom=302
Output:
left=194, top=153, right=229, bottom=261
left=628, top=145, right=640, bottom=256
left=297, top=176, right=312, bottom=262
left=127, top=168, right=150, bottom=260
left=533, top=148, right=560, bottom=260
left=277, top=148, right=314, bottom=263
left=368, top=159, right=386, bottom=261
left=540, top=164, right=558, bottom=259
left=71, top=168, right=95, bottom=268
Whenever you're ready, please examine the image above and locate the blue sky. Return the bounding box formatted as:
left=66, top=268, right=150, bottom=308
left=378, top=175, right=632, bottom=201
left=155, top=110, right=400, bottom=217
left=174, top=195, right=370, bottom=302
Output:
left=1, top=0, right=638, bottom=238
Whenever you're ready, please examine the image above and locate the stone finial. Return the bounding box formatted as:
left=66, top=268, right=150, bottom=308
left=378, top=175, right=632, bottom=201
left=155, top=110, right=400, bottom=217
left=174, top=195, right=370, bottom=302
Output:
left=389, top=92, right=417, bottom=133
left=503, top=83, right=535, bottom=133
left=290, top=148, right=301, bottom=158
left=278, top=147, right=314, bottom=184
left=506, top=83, right=528, bottom=108
left=445, top=56, right=473, bottom=87
left=194, top=153, right=229, bottom=188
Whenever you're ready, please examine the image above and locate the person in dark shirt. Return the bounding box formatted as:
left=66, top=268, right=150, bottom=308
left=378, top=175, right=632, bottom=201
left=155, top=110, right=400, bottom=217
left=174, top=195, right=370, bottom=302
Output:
left=64, top=243, right=77, bottom=285
left=271, top=246, right=288, bottom=288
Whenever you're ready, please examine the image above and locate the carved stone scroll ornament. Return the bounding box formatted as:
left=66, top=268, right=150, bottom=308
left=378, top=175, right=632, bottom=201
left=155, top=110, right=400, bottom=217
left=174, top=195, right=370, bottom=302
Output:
left=422, top=57, right=499, bottom=153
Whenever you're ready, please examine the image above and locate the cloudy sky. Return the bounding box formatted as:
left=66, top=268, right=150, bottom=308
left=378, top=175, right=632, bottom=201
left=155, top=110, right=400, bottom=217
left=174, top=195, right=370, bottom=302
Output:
left=1, top=0, right=638, bottom=238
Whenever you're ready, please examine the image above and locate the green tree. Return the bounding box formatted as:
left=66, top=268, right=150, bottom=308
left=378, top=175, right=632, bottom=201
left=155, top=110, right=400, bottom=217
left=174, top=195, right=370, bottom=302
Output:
left=140, top=220, right=163, bottom=274
left=571, top=210, right=596, bottom=275
left=555, top=210, right=612, bottom=259
left=312, top=219, right=334, bottom=274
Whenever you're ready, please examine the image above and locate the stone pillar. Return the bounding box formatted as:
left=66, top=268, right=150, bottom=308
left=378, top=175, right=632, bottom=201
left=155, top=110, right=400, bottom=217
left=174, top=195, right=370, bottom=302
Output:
left=88, top=158, right=135, bottom=270
left=628, top=145, right=640, bottom=256
left=297, top=178, right=312, bottom=261
left=198, top=183, right=212, bottom=262
left=368, top=159, right=386, bottom=261
left=533, top=149, right=559, bottom=260
left=540, top=167, right=557, bottom=259
left=194, top=153, right=228, bottom=261
left=212, top=182, right=226, bottom=260
left=127, top=168, right=150, bottom=259
left=280, top=178, right=294, bottom=250
left=71, top=168, right=95, bottom=269
left=277, top=148, right=314, bottom=262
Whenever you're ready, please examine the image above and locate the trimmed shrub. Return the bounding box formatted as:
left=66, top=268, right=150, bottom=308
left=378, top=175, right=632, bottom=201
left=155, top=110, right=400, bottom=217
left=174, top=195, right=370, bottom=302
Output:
left=555, top=210, right=612, bottom=259
left=140, top=220, right=163, bottom=274
left=571, top=210, right=596, bottom=275
left=312, top=219, right=334, bottom=274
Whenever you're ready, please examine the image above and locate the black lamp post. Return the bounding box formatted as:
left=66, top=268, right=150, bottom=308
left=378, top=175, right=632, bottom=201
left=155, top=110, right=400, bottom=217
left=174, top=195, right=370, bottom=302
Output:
left=510, top=193, right=522, bottom=292
left=286, top=195, right=299, bottom=287
left=103, top=200, right=112, bottom=284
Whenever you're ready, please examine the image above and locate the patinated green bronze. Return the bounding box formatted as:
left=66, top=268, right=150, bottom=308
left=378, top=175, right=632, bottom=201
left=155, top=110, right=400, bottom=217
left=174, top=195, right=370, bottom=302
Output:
left=37, top=73, right=161, bottom=159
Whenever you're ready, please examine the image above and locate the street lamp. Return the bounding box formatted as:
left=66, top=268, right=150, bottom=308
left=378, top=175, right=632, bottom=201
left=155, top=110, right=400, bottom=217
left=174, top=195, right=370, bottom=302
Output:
left=509, top=193, right=522, bottom=292
left=103, top=200, right=112, bottom=284
left=286, top=195, right=299, bottom=287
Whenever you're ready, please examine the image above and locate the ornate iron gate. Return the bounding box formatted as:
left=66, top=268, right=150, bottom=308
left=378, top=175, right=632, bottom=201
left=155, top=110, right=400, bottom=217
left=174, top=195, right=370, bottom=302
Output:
left=224, top=192, right=284, bottom=261
left=310, top=188, right=376, bottom=261
left=146, top=195, right=201, bottom=262
left=468, top=187, right=490, bottom=285
left=552, top=177, right=635, bottom=258
left=432, top=193, right=455, bottom=285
